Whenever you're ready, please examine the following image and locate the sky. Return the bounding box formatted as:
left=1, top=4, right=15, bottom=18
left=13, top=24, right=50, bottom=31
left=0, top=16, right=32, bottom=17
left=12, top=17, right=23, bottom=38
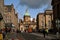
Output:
left=4, top=0, right=52, bottom=19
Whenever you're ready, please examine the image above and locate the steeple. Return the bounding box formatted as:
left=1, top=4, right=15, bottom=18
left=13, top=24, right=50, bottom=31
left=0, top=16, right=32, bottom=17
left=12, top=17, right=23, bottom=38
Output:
left=24, top=8, right=30, bottom=16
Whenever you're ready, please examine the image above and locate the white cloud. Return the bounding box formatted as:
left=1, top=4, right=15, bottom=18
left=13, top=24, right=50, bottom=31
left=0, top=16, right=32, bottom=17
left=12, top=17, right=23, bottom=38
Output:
left=20, top=0, right=52, bottom=9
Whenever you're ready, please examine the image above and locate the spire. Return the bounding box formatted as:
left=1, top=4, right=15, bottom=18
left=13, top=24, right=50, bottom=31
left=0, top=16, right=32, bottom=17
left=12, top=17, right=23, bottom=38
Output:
left=24, top=8, right=30, bottom=16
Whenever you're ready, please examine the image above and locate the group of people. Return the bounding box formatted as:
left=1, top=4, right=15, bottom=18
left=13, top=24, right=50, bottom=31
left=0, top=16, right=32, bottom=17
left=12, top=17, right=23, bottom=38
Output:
left=0, top=27, right=21, bottom=40
left=0, top=27, right=11, bottom=39
left=0, top=29, right=6, bottom=39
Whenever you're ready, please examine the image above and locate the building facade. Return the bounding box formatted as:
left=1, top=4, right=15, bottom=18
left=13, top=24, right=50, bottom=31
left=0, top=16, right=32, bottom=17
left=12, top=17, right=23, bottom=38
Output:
left=0, top=0, right=19, bottom=30
left=0, top=0, right=5, bottom=29
left=37, top=10, right=53, bottom=31
left=45, top=10, right=53, bottom=29
left=51, top=0, right=60, bottom=31
left=4, top=4, right=18, bottom=30
left=19, top=9, right=36, bottom=32
left=37, top=13, right=45, bottom=30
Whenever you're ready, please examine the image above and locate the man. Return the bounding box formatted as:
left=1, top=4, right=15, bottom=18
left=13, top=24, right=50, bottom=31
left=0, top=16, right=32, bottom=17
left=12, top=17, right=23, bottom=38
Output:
left=43, top=29, right=46, bottom=38
left=45, top=28, right=48, bottom=35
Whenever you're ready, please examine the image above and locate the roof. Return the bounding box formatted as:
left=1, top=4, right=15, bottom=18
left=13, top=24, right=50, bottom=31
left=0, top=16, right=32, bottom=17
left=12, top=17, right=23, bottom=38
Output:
left=24, top=8, right=30, bottom=16
left=45, top=10, right=53, bottom=15
left=4, top=4, right=13, bottom=8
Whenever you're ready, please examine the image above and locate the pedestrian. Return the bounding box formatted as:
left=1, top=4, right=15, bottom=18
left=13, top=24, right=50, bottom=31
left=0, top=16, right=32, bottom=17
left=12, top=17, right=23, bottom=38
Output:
left=2, top=28, right=7, bottom=39
left=45, top=29, right=48, bottom=36
left=43, top=29, right=46, bottom=38
left=0, top=30, right=3, bottom=40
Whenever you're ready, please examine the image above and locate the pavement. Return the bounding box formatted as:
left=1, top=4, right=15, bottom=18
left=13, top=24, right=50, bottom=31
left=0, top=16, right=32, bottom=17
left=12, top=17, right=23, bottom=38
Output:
left=21, top=32, right=46, bottom=40
left=4, top=32, right=25, bottom=40
left=30, top=33, right=60, bottom=39
left=3, top=32, right=60, bottom=40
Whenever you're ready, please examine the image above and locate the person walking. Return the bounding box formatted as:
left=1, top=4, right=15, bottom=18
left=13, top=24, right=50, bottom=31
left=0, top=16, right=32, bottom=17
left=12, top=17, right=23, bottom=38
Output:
left=43, top=29, right=46, bottom=38
left=45, top=28, right=48, bottom=36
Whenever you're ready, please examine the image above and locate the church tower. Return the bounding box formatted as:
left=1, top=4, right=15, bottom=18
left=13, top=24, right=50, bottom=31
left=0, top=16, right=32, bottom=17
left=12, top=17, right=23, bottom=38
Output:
left=24, top=8, right=31, bottom=22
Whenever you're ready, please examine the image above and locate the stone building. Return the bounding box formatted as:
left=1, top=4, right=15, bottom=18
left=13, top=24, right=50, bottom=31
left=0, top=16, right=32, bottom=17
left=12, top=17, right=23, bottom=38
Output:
left=51, top=0, right=60, bottom=31
left=37, top=13, right=45, bottom=30
left=45, top=10, right=53, bottom=29
left=0, top=0, right=18, bottom=30
left=4, top=4, right=18, bottom=30
left=37, top=10, right=53, bottom=31
left=19, top=9, right=36, bottom=32
left=0, top=0, right=5, bottom=29
left=19, top=19, right=24, bottom=32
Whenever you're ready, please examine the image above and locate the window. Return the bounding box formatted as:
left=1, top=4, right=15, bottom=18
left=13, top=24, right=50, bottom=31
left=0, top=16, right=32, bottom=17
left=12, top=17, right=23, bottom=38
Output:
left=8, top=8, right=11, bottom=12
left=49, top=16, right=51, bottom=18
left=8, top=9, right=11, bottom=12
left=48, top=20, right=51, bottom=26
left=7, top=20, right=9, bottom=23
left=9, top=19, right=11, bottom=22
left=5, top=8, right=7, bottom=10
left=5, top=20, right=7, bottom=23
left=42, top=21, right=44, bottom=26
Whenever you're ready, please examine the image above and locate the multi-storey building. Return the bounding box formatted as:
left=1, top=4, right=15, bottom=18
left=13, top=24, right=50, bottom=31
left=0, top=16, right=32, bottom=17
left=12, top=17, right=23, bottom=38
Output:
left=37, top=13, right=45, bottom=30
left=51, top=0, right=60, bottom=31
left=19, top=9, right=36, bottom=32
left=0, top=0, right=5, bottom=29
left=45, top=10, right=53, bottom=29
left=4, top=4, right=18, bottom=30
left=37, top=10, right=53, bottom=31
left=0, top=0, right=18, bottom=30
